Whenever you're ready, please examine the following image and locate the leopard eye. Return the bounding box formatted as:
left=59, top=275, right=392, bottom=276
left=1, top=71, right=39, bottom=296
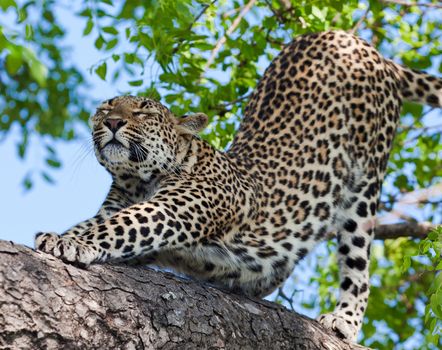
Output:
left=133, top=111, right=159, bottom=119
left=96, top=108, right=111, bottom=114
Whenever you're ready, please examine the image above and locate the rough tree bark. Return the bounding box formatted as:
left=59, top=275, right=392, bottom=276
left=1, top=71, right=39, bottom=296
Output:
left=0, top=240, right=369, bottom=350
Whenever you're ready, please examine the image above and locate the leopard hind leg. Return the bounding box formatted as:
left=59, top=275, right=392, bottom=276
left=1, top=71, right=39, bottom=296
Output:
left=318, top=173, right=379, bottom=341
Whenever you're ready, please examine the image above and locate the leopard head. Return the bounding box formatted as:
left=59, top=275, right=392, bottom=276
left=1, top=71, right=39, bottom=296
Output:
left=90, top=95, right=208, bottom=179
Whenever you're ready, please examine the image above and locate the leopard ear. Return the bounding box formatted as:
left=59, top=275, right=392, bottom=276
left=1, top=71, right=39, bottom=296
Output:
left=175, top=113, right=208, bottom=135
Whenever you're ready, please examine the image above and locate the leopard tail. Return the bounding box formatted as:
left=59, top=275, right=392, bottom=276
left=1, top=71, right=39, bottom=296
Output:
left=394, top=63, right=442, bottom=107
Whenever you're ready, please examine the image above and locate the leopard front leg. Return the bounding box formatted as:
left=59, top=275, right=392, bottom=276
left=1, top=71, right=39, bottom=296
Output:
left=35, top=214, right=108, bottom=255
left=37, top=191, right=219, bottom=266
left=35, top=182, right=132, bottom=255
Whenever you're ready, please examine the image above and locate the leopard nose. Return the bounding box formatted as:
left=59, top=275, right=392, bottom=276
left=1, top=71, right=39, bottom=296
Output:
left=104, top=118, right=127, bottom=133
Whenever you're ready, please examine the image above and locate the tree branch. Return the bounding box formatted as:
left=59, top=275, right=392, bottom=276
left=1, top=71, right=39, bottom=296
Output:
left=0, top=240, right=369, bottom=349
left=374, top=221, right=436, bottom=240
left=324, top=221, right=437, bottom=241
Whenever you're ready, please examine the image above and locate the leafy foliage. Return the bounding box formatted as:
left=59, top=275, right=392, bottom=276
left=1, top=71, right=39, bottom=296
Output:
left=0, top=0, right=91, bottom=187
left=1, top=0, right=441, bottom=348
left=406, top=226, right=442, bottom=347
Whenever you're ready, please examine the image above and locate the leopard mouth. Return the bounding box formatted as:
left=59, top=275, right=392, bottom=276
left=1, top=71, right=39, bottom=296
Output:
left=105, top=138, right=124, bottom=148
left=100, top=138, right=129, bottom=154
left=100, top=138, right=130, bottom=163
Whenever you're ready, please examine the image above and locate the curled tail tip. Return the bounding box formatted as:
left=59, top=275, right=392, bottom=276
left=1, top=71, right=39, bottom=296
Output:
left=399, top=65, right=442, bottom=107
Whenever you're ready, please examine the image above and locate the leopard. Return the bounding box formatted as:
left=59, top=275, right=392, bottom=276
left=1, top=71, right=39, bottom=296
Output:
left=35, top=30, right=442, bottom=342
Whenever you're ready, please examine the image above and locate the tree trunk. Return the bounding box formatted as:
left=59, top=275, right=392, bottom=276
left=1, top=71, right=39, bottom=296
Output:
left=0, top=240, right=368, bottom=350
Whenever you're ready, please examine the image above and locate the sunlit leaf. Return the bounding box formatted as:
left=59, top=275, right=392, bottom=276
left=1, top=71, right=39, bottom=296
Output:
left=5, top=49, right=23, bottom=74
left=95, top=62, right=107, bottom=80
left=83, top=19, right=94, bottom=35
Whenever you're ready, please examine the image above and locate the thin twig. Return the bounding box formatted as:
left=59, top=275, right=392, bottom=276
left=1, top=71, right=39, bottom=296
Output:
left=192, top=0, right=217, bottom=28
left=264, top=26, right=287, bottom=49
left=172, top=0, right=217, bottom=54
left=381, top=183, right=442, bottom=224
left=203, top=0, right=257, bottom=73
left=275, top=287, right=296, bottom=310
left=396, top=108, right=437, bottom=132
left=381, top=0, right=442, bottom=9
left=223, top=7, right=242, bottom=18
left=381, top=198, right=442, bottom=209
left=402, top=122, right=442, bottom=145
left=350, top=6, right=370, bottom=35
left=211, top=93, right=252, bottom=113
left=278, top=0, right=293, bottom=10
left=264, top=0, right=287, bottom=23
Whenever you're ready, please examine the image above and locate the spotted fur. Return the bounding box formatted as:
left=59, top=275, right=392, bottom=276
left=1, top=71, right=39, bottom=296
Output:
left=35, top=31, right=442, bottom=341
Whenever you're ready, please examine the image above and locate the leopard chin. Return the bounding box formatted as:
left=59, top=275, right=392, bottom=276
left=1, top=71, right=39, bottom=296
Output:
left=101, top=143, right=130, bottom=164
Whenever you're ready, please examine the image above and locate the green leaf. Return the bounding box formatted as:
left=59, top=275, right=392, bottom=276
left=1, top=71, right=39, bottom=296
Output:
left=46, top=158, right=61, bottom=168
left=193, top=42, right=213, bottom=50
left=106, top=38, right=118, bottom=50
left=18, top=142, right=25, bottom=158
left=28, top=59, right=48, bottom=87
left=102, top=26, right=118, bottom=35
left=369, top=0, right=384, bottom=15
left=402, top=102, right=423, bottom=119
left=311, top=6, right=327, bottom=22
left=428, top=230, right=439, bottom=240
left=124, top=53, right=135, bottom=63
left=5, top=49, right=23, bottom=75
left=95, top=35, right=105, bottom=49
left=22, top=175, right=32, bottom=190
left=25, top=24, right=33, bottom=40
left=128, top=79, right=143, bottom=86
left=0, top=0, right=16, bottom=11
left=431, top=294, right=442, bottom=319
left=83, top=19, right=94, bottom=35
left=95, top=62, right=107, bottom=80
left=402, top=256, right=411, bottom=272
left=22, top=47, right=48, bottom=86
left=78, top=8, right=92, bottom=17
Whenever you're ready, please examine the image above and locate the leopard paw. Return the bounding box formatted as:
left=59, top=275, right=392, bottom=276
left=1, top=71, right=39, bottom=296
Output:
left=35, top=232, right=60, bottom=253
left=35, top=233, right=99, bottom=266
left=317, top=312, right=358, bottom=341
